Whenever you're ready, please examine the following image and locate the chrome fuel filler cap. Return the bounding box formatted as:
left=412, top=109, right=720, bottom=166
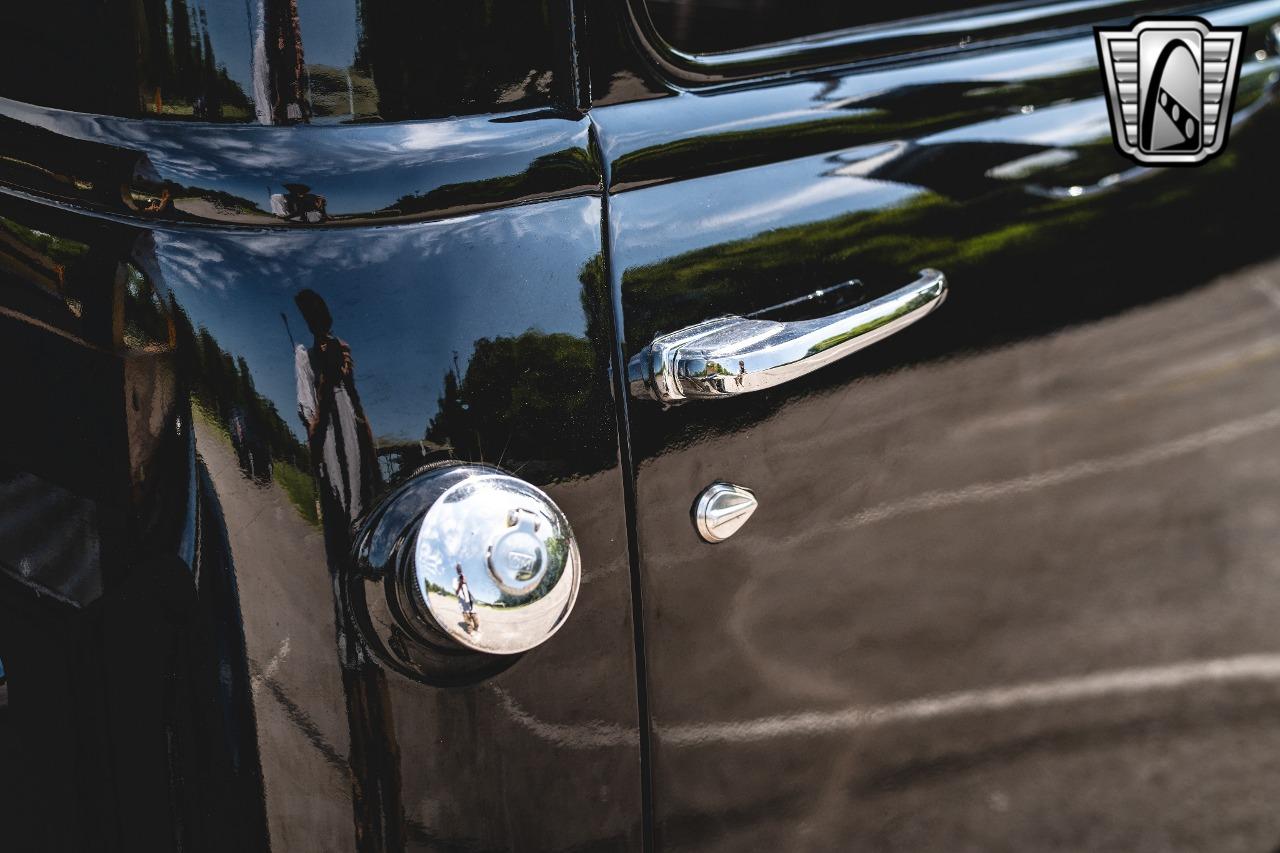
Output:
left=408, top=467, right=580, bottom=655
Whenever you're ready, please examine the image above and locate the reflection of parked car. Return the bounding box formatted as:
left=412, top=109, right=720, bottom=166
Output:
left=3, top=1, right=1280, bottom=851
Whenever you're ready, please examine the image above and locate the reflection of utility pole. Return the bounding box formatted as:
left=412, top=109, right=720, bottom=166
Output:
left=281, top=311, right=296, bottom=350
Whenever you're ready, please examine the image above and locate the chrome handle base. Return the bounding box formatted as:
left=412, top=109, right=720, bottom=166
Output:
left=627, top=269, right=947, bottom=404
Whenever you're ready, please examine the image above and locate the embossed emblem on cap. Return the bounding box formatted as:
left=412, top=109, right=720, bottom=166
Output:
left=487, top=510, right=548, bottom=594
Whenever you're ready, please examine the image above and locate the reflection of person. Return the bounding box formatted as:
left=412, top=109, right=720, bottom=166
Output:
left=455, top=564, right=479, bottom=633
left=228, top=405, right=272, bottom=483
left=294, top=289, right=379, bottom=522
left=270, top=183, right=328, bottom=223
left=292, top=288, right=402, bottom=850
left=142, top=183, right=175, bottom=214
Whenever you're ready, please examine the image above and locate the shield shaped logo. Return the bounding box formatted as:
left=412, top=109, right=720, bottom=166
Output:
left=1095, top=18, right=1246, bottom=165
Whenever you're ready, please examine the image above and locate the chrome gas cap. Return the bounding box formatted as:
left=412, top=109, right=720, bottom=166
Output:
left=412, top=470, right=580, bottom=655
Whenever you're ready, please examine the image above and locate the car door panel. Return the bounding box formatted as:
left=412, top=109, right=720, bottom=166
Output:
left=596, top=1, right=1280, bottom=848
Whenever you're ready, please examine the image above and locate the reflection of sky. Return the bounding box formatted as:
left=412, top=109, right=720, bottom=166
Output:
left=0, top=96, right=590, bottom=219
left=149, top=197, right=600, bottom=443
left=198, top=0, right=252, bottom=97
left=294, top=0, right=359, bottom=68
left=612, top=153, right=921, bottom=270
left=920, top=97, right=1110, bottom=147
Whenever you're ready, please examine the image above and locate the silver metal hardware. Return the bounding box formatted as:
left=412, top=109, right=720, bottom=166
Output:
left=694, top=482, right=758, bottom=543
left=628, top=269, right=947, bottom=404
left=487, top=509, right=548, bottom=595
left=412, top=471, right=580, bottom=655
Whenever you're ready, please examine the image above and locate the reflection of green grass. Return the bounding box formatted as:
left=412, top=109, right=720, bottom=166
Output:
left=192, top=407, right=319, bottom=526
left=273, top=459, right=320, bottom=526
left=386, top=147, right=598, bottom=217
left=0, top=216, right=89, bottom=261
left=611, top=72, right=1098, bottom=188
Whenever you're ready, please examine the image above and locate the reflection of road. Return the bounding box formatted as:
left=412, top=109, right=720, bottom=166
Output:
left=195, top=419, right=357, bottom=853
left=198, top=417, right=644, bottom=849
left=638, top=258, right=1280, bottom=851
left=423, top=578, right=575, bottom=654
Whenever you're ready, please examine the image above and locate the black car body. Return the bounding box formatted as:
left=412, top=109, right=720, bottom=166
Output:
left=3, top=0, right=1280, bottom=850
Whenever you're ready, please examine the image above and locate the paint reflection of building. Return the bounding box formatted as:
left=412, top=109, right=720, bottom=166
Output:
left=250, top=0, right=312, bottom=124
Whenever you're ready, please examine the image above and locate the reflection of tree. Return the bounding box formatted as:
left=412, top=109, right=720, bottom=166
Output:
left=0, top=216, right=91, bottom=337
left=384, top=148, right=596, bottom=218
left=620, top=120, right=1280, bottom=456
left=2, top=0, right=250, bottom=118
left=169, top=301, right=315, bottom=518
left=258, top=0, right=311, bottom=123
left=354, top=0, right=562, bottom=120
left=409, top=256, right=616, bottom=483
left=425, top=330, right=612, bottom=481
left=610, top=77, right=1093, bottom=188
left=138, top=0, right=251, bottom=118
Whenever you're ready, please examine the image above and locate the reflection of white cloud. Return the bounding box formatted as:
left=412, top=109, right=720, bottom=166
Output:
left=698, top=178, right=876, bottom=233
left=986, top=148, right=1078, bottom=181
left=396, top=120, right=510, bottom=152
left=826, top=141, right=910, bottom=178
left=153, top=233, right=234, bottom=292
left=921, top=98, right=1110, bottom=147
left=620, top=157, right=918, bottom=269
left=146, top=199, right=554, bottom=304
left=0, top=95, right=589, bottom=218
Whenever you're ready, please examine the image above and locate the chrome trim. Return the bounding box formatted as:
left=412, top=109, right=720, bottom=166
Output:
left=623, top=0, right=1209, bottom=87
left=628, top=269, right=947, bottom=404
left=411, top=471, right=581, bottom=655
left=693, top=482, right=759, bottom=543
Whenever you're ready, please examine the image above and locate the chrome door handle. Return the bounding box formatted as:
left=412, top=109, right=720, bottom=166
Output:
left=628, top=269, right=947, bottom=404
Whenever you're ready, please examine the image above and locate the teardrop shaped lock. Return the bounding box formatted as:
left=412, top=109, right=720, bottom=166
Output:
left=693, top=482, right=758, bottom=543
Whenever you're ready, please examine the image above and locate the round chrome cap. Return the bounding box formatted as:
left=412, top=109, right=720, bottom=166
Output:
left=412, top=472, right=580, bottom=655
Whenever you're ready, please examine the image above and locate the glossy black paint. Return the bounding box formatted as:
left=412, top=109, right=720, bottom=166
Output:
left=0, top=0, right=578, bottom=122
left=617, top=0, right=1203, bottom=84
left=645, top=0, right=1017, bottom=54
left=5, top=0, right=1280, bottom=850
left=0, top=98, right=599, bottom=226
left=598, top=0, right=1280, bottom=848
left=0, top=117, right=640, bottom=849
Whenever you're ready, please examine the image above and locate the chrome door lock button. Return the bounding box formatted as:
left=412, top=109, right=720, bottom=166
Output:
left=488, top=509, right=548, bottom=595
left=694, top=482, right=758, bottom=542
